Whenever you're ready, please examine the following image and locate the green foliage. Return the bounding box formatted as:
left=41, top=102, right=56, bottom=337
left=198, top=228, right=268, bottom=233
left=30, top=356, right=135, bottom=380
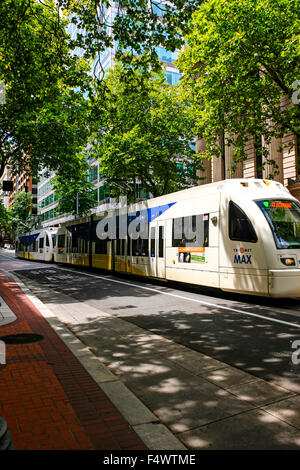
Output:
left=61, top=0, right=201, bottom=75
left=89, top=61, right=200, bottom=200
left=0, top=0, right=92, bottom=180
left=0, top=199, right=10, bottom=235
left=8, top=191, right=34, bottom=235
left=177, top=0, right=300, bottom=170
left=52, top=158, right=98, bottom=217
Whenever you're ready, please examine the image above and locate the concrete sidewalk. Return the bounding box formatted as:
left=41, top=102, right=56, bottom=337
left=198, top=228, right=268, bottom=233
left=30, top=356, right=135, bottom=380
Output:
left=0, top=273, right=147, bottom=450
left=4, top=269, right=300, bottom=450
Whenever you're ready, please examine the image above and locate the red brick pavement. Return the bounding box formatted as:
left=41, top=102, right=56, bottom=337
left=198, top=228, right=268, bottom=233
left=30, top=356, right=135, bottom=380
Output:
left=0, top=273, right=147, bottom=450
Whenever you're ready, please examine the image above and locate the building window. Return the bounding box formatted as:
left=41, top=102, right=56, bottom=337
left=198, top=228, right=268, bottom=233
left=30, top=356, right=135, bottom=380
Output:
left=165, top=70, right=181, bottom=85
left=99, top=185, right=110, bottom=201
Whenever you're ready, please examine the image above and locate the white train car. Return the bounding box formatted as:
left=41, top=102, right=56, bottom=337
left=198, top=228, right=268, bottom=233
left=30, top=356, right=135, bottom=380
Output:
left=15, top=227, right=57, bottom=262
left=19, top=179, right=300, bottom=297
left=54, top=216, right=91, bottom=268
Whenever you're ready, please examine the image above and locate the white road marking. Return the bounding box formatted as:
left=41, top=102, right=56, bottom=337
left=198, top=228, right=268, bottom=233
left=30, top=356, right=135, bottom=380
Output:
left=56, top=266, right=300, bottom=329
left=5, top=251, right=300, bottom=329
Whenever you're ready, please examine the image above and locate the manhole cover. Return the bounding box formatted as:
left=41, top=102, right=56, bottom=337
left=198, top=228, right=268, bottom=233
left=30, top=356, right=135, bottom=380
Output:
left=0, top=334, right=44, bottom=344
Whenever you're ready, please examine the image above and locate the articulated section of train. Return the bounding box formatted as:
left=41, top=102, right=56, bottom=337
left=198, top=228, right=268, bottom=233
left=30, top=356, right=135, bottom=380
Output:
left=15, top=179, right=300, bottom=298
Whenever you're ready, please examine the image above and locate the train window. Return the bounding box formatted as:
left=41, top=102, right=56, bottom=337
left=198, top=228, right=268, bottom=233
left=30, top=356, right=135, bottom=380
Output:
left=150, top=227, right=156, bottom=257
left=72, top=233, right=78, bottom=253
left=229, top=201, right=257, bottom=243
left=95, top=237, right=108, bottom=254
left=39, top=238, right=44, bottom=249
left=256, top=199, right=300, bottom=249
left=80, top=239, right=87, bottom=254
left=116, top=238, right=121, bottom=256
left=46, top=235, right=50, bottom=247
left=116, top=239, right=125, bottom=256
left=121, top=239, right=125, bottom=256
left=127, top=238, right=131, bottom=256
left=58, top=234, right=65, bottom=248
left=159, top=226, right=164, bottom=258
left=77, top=224, right=89, bottom=254
left=132, top=237, right=149, bottom=257
left=172, top=215, right=209, bottom=247
left=132, top=238, right=138, bottom=256
left=30, top=241, right=37, bottom=252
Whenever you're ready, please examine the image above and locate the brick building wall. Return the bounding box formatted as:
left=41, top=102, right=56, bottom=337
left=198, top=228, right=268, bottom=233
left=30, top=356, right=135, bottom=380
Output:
left=196, top=96, right=299, bottom=200
left=7, top=170, right=33, bottom=208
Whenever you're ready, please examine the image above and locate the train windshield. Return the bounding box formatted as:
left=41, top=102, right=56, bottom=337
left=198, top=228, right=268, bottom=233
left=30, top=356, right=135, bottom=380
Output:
left=256, top=199, right=300, bottom=249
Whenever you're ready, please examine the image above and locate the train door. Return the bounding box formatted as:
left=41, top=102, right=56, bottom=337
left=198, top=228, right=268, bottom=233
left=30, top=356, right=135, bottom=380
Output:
left=120, top=239, right=127, bottom=273
left=219, top=194, right=268, bottom=295
left=114, top=238, right=127, bottom=273
left=45, top=233, right=50, bottom=260
left=207, top=212, right=220, bottom=288
left=149, top=221, right=166, bottom=279
left=157, top=221, right=166, bottom=278
left=126, top=237, right=132, bottom=273
left=149, top=224, right=156, bottom=277
left=38, top=236, right=44, bottom=258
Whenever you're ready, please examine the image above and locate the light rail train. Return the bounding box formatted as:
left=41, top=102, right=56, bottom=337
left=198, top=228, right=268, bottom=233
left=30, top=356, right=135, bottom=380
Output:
left=15, top=227, right=57, bottom=262
left=15, top=179, right=300, bottom=297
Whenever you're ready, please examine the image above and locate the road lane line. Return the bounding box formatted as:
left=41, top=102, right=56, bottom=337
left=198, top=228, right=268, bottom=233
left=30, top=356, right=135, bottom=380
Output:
left=56, top=266, right=300, bottom=329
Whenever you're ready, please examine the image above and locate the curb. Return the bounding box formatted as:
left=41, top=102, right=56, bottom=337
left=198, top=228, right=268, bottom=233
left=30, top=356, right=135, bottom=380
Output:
left=0, top=296, right=17, bottom=326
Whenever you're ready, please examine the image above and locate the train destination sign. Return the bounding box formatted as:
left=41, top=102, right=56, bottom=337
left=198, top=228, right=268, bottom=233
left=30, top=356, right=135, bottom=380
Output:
left=263, top=201, right=292, bottom=209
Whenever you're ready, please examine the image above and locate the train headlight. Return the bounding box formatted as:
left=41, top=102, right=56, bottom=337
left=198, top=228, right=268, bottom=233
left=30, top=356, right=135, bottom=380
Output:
left=280, top=257, right=296, bottom=266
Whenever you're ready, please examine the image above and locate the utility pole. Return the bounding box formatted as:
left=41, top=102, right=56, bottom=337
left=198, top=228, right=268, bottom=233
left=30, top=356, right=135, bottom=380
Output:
left=75, top=192, right=79, bottom=219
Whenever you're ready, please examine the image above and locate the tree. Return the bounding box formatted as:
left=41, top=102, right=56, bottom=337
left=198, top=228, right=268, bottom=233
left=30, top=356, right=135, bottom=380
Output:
left=61, top=0, right=201, bottom=76
left=0, top=199, right=11, bottom=241
left=89, top=61, right=200, bottom=200
left=0, top=0, right=91, bottom=180
left=8, top=191, right=34, bottom=235
left=177, top=0, right=300, bottom=171
left=52, top=158, right=98, bottom=217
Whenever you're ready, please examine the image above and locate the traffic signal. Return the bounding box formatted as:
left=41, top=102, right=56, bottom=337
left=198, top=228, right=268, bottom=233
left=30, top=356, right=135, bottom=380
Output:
left=2, top=181, right=13, bottom=192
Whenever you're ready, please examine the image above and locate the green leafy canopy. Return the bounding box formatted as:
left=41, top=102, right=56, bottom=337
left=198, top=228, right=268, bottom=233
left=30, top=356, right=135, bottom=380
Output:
left=0, top=0, right=92, bottom=180
left=89, top=60, right=201, bottom=200
left=177, top=0, right=300, bottom=169
left=52, top=157, right=97, bottom=217
left=7, top=191, right=34, bottom=235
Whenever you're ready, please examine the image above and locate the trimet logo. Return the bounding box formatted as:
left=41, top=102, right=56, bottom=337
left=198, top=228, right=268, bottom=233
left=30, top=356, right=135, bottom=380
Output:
left=234, top=254, right=252, bottom=264
left=233, top=247, right=252, bottom=264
